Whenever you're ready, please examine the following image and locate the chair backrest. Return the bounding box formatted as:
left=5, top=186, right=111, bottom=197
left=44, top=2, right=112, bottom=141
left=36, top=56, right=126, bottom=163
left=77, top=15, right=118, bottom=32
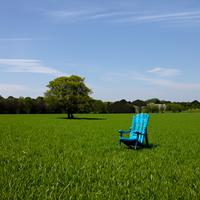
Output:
left=130, top=113, right=149, bottom=143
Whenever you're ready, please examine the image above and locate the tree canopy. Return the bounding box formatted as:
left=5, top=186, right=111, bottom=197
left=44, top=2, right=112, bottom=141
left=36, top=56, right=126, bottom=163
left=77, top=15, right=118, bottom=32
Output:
left=45, top=75, right=91, bottom=118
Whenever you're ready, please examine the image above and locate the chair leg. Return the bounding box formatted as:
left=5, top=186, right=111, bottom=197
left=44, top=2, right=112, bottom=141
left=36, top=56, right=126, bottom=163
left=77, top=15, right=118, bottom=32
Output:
left=135, top=134, right=139, bottom=149
left=145, top=134, right=149, bottom=147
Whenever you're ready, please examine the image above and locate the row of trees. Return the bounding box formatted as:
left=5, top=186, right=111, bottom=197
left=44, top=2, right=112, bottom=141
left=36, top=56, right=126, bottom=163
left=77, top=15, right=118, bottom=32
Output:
left=1, top=75, right=200, bottom=117
left=1, top=95, right=200, bottom=115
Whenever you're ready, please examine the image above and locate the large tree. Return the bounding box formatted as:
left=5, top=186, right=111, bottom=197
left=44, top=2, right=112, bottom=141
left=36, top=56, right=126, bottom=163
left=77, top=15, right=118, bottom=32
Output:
left=45, top=75, right=91, bottom=119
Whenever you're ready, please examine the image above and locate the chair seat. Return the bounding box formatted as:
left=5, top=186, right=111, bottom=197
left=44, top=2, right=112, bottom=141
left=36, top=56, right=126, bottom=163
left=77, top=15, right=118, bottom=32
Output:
left=119, top=137, right=136, bottom=142
left=119, top=138, right=143, bottom=146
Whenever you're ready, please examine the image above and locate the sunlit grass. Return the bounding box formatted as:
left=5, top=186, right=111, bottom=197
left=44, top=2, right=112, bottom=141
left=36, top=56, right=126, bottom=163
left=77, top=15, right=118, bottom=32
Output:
left=0, top=113, right=200, bottom=199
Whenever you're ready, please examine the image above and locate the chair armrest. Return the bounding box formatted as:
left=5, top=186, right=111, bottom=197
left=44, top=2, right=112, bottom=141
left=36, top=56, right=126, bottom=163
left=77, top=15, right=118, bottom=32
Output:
left=118, top=130, right=130, bottom=133
left=134, top=131, right=145, bottom=136
left=118, top=130, right=130, bottom=137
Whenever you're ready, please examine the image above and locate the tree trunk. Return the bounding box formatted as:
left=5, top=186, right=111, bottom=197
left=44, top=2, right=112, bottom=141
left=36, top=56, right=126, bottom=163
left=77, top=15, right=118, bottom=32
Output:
left=67, top=111, right=71, bottom=119
left=70, top=113, right=74, bottom=119
left=67, top=111, right=74, bottom=119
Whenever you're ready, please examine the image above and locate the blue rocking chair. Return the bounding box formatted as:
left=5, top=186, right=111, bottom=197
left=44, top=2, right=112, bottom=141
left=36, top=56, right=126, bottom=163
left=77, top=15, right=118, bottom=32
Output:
left=118, top=113, right=150, bottom=149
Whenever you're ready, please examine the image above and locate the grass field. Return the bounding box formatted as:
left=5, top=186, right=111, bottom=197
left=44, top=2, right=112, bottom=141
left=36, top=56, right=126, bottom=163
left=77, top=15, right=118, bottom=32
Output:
left=0, top=113, right=200, bottom=199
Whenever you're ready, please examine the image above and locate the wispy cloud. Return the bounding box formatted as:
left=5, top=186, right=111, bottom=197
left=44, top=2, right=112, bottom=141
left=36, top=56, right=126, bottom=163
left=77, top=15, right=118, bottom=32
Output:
left=104, top=69, right=200, bottom=90
left=49, top=10, right=87, bottom=20
left=0, top=83, right=44, bottom=98
left=88, top=12, right=126, bottom=19
left=0, top=84, right=29, bottom=97
left=148, top=67, right=181, bottom=77
left=0, top=84, right=28, bottom=92
left=0, top=38, right=47, bottom=41
left=47, top=9, right=142, bottom=22
left=47, top=9, right=200, bottom=25
left=134, top=75, right=200, bottom=90
left=118, top=11, right=200, bottom=24
left=0, top=59, right=65, bottom=76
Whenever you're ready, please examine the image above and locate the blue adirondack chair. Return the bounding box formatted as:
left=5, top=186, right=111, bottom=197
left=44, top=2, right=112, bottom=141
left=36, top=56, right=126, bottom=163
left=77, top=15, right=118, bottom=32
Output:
left=118, top=113, right=150, bottom=149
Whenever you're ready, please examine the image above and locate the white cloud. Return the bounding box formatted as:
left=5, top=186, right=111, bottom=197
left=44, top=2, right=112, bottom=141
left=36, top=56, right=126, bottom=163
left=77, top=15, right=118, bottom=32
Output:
left=148, top=67, right=181, bottom=77
left=0, top=59, right=66, bottom=76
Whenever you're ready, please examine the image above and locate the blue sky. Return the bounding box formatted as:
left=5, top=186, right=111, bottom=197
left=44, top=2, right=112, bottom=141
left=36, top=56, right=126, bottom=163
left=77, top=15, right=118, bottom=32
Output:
left=0, top=0, right=200, bottom=101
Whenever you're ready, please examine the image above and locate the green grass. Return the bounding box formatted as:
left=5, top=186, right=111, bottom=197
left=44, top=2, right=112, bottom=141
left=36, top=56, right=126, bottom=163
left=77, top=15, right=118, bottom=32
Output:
left=0, top=113, right=200, bottom=200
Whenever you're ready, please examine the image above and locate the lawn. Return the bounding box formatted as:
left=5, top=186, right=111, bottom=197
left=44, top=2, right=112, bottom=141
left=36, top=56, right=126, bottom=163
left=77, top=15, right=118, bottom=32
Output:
left=0, top=113, right=200, bottom=199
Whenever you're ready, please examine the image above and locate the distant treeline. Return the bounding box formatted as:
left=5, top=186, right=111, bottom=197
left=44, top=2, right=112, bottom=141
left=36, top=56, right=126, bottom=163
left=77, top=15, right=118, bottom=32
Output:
left=0, top=96, right=200, bottom=114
